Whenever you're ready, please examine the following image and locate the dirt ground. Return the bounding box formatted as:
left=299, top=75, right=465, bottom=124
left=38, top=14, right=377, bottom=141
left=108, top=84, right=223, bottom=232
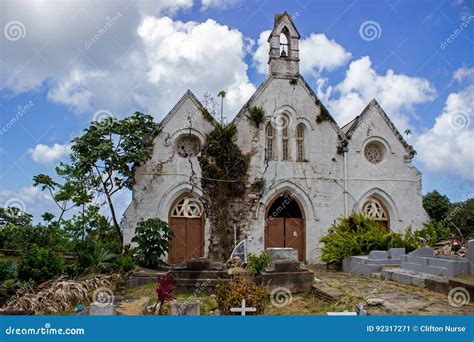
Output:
left=118, top=269, right=474, bottom=315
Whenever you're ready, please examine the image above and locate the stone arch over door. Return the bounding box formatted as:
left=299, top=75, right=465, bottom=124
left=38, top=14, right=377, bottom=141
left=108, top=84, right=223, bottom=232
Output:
left=168, top=193, right=205, bottom=264
left=265, top=192, right=306, bottom=261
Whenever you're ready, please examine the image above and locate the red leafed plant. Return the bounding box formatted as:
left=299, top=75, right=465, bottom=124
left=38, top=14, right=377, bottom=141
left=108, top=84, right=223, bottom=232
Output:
left=153, top=274, right=176, bottom=315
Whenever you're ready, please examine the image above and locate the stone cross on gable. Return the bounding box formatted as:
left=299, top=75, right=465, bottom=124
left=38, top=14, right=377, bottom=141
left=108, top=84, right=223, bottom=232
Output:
left=230, top=299, right=256, bottom=316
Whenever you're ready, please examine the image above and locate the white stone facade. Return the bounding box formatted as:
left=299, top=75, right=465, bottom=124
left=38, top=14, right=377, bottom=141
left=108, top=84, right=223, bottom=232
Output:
left=123, top=12, right=428, bottom=264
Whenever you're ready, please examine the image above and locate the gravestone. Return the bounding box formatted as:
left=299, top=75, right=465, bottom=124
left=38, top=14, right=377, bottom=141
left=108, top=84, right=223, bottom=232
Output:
left=230, top=299, right=256, bottom=316
left=266, top=248, right=298, bottom=262
left=342, top=248, right=405, bottom=277
left=89, top=303, right=116, bottom=316
left=170, top=301, right=200, bottom=315
left=170, top=258, right=229, bottom=294
left=261, top=260, right=314, bottom=293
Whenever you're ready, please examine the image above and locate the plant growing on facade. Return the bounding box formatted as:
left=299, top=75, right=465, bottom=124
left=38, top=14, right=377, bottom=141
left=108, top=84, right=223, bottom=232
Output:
left=246, top=106, right=266, bottom=128
left=198, top=123, right=250, bottom=260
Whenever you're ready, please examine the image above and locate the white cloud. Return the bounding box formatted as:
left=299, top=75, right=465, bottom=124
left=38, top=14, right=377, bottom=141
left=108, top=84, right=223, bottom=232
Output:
left=136, top=16, right=256, bottom=117
left=299, top=34, right=352, bottom=74
left=2, top=1, right=255, bottom=121
left=0, top=186, right=54, bottom=221
left=318, top=56, right=437, bottom=130
left=29, top=143, right=71, bottom=165
left=415, top=77, right=474, bottom=181
left=453, top=66, right=474, bottom=82
left=201, top=0, right=241, bottom=10
left=253, top=31, right=351, bottom=75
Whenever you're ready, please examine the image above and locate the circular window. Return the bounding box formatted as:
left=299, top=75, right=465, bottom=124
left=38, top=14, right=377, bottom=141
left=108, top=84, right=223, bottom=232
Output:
left=364, top=142, right=384, bottom=164
left=175, top=134, right=200, bottom=158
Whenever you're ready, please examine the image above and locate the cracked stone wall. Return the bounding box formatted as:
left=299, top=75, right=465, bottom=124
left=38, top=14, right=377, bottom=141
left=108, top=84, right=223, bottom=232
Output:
left=123, top=76, right=427, bottom=264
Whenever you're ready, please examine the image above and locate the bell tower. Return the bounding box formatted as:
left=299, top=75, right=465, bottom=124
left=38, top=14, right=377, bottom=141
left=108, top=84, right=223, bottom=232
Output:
left=268, top=12, right=301, bottom=77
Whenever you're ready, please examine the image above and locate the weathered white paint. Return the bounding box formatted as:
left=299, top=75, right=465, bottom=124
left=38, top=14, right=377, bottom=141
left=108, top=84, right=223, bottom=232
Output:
left=123, top=12, right=428, bottom=264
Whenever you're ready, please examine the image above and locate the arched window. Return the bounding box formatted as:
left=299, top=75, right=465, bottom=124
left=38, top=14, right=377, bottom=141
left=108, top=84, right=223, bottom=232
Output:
left=171, top=196, right=203, bottom=218
left=282, top=126, right=289, bottom=160
left=362, top=198, right=389, bottom=231
left=279, top=27, right=289, bottom=57
left=265, top=123, right=274, bottom=161
left=296, top=124, right=305, bottom=161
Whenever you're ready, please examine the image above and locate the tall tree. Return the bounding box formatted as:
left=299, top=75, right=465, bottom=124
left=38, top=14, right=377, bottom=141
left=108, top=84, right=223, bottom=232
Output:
left=422, top=190, right=451, bottom=222
left=67, top=112, right=156, bottom=243
left=34, top=112, right=156, bottom=244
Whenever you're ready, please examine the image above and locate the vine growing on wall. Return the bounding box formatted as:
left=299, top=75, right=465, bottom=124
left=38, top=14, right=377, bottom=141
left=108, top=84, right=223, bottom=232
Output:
left=198, top=123, right=250, bottom=261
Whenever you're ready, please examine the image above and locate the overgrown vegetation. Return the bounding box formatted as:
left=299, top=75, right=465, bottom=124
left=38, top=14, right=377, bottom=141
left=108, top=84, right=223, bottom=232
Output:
left=246, top=251, right=271, bottom=277
left=320, top=214, right=419, bottom=266
left=198, top=123, right=250, bottom=260
left=246, top=106, right=266, bottom=128
left=422, top=190, right=474, bottom=239
left=131, top=218, right=173, bottom=268
left=17, top=246, right=65, bottom=283
left=0, top=112, right=160, bottom=307
left=215, top=277, right=267, bottom=315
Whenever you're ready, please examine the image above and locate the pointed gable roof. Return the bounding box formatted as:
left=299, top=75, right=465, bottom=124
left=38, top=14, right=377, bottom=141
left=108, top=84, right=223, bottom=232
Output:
left=231, top=74, right=346, bottom=142
left=343, top=99, right=415, bottom=157
left=269, top=11, right=301, bottom=40
left=157, top=89, right=216, bottom=131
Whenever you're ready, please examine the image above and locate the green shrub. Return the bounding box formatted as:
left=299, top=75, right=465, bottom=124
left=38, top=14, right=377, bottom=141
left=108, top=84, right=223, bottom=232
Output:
left=0, top=223, right=70, bottom=252
left=117, top=247, right=136, bottom=272
left=246, top=251, right=271, bottom=277
left=215, top=277, right=267, bottom=315
left=320, top=214, right=419, bottom=266
left=0, top=258, right=14, bottom=281
left=131, top=218, right=173, bottom=268
left=17, top=245, right=65, bottom=283
left=74, top=244, right=118, bottom=275
left=414, top=220, right=451, bottom=245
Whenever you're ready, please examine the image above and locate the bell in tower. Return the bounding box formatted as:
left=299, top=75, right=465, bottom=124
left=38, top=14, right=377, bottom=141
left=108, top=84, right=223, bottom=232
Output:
left=267, top=12, right=300, bottom=77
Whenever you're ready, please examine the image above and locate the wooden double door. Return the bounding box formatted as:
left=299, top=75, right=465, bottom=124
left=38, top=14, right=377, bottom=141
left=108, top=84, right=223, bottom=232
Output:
left=168, top=216, right=204, bottom=264
left=265, top=217, right=305, bottom=261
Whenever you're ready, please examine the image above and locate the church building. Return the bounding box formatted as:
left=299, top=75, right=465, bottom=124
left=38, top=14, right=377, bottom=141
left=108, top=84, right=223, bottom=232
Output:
left=123, top=13, right=428, bottom=264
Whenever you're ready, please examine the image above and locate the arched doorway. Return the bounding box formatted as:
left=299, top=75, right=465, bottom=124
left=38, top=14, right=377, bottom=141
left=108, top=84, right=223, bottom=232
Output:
left=168, top=194, right=205, bottom=264
left=362, top=197, right=390, bottom=231
left=265, top=192, right=305, bottom=261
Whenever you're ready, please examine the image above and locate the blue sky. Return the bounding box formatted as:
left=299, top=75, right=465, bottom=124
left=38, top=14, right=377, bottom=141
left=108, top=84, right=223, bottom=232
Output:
left=0, top=0, right=473, bottom=221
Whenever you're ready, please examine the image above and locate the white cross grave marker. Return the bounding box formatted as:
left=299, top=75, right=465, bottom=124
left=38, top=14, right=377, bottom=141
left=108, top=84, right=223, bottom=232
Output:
left=230, top=299, right=256, bottom=316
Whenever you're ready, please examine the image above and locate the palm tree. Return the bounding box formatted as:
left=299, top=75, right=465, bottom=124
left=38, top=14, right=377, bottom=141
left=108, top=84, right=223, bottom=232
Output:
left=218, top=90, right=226, bottom=124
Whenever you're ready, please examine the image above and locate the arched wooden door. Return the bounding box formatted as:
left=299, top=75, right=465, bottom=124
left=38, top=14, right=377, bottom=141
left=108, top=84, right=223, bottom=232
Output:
left=168, top=195, right=204, bottom=264
left=265, top=192, right=305, bottom=261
